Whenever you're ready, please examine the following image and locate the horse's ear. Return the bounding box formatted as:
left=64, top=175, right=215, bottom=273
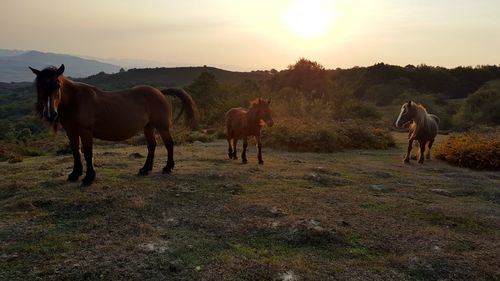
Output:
left=56, top=64, right=65, bottom=76
left=408, top=100, right=412, bottom=106
left=29, top=66, right=41, bottom=76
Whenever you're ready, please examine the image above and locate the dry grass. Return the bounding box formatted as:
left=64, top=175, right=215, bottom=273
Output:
left=1, top=133, right=499, bottom=280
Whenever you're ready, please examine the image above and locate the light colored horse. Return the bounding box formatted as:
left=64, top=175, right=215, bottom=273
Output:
left=395, top=101, right=439, bottom=164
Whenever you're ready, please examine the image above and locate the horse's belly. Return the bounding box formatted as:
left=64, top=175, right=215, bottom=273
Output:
left=93, top=119, right=147, bottom=141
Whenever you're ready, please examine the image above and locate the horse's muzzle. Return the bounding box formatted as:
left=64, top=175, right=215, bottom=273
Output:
left=47, top=112, right=58, bottom=123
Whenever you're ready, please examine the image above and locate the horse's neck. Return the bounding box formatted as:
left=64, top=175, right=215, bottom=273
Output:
left=244, top=108, right=260, bottom=129
left=412, top=108, right=430, bottom=136
left=59, top=78, right=80, bottom=108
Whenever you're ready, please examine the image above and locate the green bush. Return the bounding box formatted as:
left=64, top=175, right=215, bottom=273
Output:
left=434, top=128, right=500, bottom=170
left=453, top=82, right=500, bottom=128
left=262, top=118, right=395, bottom=152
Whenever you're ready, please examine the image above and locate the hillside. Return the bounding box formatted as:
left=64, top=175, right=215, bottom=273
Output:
left=79, top=66, right=272, bottom=89
left=1, top=133, right=499, bottom=280
left=0, top=50, right=121, bottom=82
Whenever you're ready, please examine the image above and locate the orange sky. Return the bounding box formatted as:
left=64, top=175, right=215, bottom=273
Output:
left=1, top=0, right=499, bottom=70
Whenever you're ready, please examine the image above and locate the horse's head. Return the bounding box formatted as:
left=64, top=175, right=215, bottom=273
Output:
left=251, top=98, right=274, bottom=127
left=29, top=64, right=65, bottom=123
left=395, top=100, right=416, bottom=128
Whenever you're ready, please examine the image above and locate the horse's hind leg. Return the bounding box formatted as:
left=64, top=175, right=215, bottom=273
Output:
left=418, top=141, right=426, bottom=164
left=158, top=129, right=175, bottom=173
left=139, top=124, right=156, bottom=175
left=227, top=138, right=233, bottom=159
left=232, top=139, right=238, bottom=160
left=404, top=139, right=413, bottom=163
left=426, top=139, right=435, bottom=160
left=81, top=130, right=96, bottom=186
left=241, top=137, right=248, bottom=164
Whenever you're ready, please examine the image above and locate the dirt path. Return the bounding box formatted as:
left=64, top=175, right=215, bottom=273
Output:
left=1, top=133, right=499, bottom=280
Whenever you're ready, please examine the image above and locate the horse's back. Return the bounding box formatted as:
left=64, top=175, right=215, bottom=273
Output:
left=225, top=108, right=247, bottom=138
left=91, top=85, right=171, bottom=140
left=429, top=114, right=440, bottom=126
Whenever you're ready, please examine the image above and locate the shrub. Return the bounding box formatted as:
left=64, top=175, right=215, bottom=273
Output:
left=434, top=128, right=500, bottom=170
left=453, top=80, right=500, bottom=128
left=262, top=118, right=395, bottom=152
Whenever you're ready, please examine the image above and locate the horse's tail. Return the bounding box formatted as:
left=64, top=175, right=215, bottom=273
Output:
left=430, top=114, right=440, bottom=126
left=161, top=88, right=199, bottom=129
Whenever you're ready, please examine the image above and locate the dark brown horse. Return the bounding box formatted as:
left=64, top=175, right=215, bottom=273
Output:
left=30, top=64, right=198, bottom=185
left=225, top=98, right=274, bottom=164
left=395, top=101, right=439, bottom=164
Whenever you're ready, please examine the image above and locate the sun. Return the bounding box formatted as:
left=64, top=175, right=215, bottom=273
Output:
left=283, top=0, right=334, bottom=39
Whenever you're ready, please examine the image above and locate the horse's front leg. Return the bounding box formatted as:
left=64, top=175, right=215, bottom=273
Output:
left=418, top=141, right=426, bottom=164
left=256, top=134, right=263, bottom=165
left=426, top=139, right=435, bottom=160
left=404, top=139, right=413, bottom=163
left=67, top=131, right=82, bottom=181
left=80, top=130, right=96, bottom=186
left=241, top=137, right=248, bottom=164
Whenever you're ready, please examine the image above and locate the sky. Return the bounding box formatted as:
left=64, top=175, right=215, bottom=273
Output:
left=1, top=0, right=499, bottom=70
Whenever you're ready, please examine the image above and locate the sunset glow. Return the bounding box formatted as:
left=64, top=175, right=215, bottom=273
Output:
left=0, top=0, right=499, bottom=69
left=283, top=0, right=334, bottom=39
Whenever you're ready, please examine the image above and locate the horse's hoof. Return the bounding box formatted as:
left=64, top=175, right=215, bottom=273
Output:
left=81, top=178, right=93, bottom=186
left=163, top=166, right=173, bottom=174
left=242, top=160, right=248, bottom=164
left=67, top=173, right=80, bottom=182
left=138, top=169, right=150, bottom=176
left=403, top=159, right=410, bottom=164
left=258, top=161, right=264, bottom=165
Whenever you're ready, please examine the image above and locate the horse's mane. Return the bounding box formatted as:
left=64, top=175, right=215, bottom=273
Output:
left=410, top=101, right=437, bottom=137
left=249, top=98, right=267, bottom=109
left=33, top=66, right=61, bottom=132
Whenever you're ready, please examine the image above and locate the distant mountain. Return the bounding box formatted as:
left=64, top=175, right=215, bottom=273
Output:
left=79, top=66, right=272, bottom=89
left=0, top=49, right=121, bottom=82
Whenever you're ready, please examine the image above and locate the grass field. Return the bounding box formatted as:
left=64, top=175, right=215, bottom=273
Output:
left=1, top=133, right=499, bottom=281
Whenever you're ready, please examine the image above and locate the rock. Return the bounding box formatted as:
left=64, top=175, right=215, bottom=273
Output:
left=128, top=152, right=144, bottom=159
left=195, top=266, right=201, bottom=271
left=279, top=270, right=299, bottom=281
left=269, top=206, right=287, bottom=217
left=369, top=184, right=385, bottom=191
left=372, top=171, right=392, bottom=178
left=304, top=173, right=350, bottom=186
left=429, top=189, right=452, bottom=196
left=169, top=259, right=184, bottom=273
left=139, top=240, right=169, bottom=253
left=285, top=219, right=339, bottom=244
left=102, top=151, right=120, bottom=156
left=165, top=217, right=180, bottom=227
left=312, top=166, right=341, bottom=176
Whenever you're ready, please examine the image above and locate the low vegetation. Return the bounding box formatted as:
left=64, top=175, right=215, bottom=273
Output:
left=263, top=118, right=395, bottom=152
left=434, top=128, right=500, bottom=170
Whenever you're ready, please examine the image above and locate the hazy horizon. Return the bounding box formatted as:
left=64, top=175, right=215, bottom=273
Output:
left=1, top=0, right=499, bottom=70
